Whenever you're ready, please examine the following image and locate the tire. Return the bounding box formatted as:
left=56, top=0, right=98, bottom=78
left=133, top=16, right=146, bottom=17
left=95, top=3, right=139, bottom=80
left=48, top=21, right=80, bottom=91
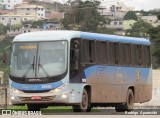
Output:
left=73, top=89, right=91, bottom=112
left=27, top=104, right=41, bottom=111
left=115, top=89, right=134, bottom=112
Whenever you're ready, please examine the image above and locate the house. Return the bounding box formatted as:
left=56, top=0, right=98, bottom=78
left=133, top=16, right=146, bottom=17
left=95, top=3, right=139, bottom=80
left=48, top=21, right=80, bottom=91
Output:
left=140, top=15, right=159, bottom=27
left=0, top=0, right=23, bottom=10
left=123, top=20, right=137, bottom=30
left=0, top=13, right=22, bottom=26
left=106, top=20, right=137, bottom=35
left=97, top=5, right=110, bottom=16
left=15, top=2, right=45, bottom=19
left=0, top=13, right=38, bottom=26
left=107, top=2, right=135, bottom=20
left=36, top=0, right=55, bottom=4
left=0, top=10, right=10, bottom=15
left=106, top=20, right=125, bottom=35
left=106, top=20, right=123, bottom=30
left=43, top=21, right=62, bottom=30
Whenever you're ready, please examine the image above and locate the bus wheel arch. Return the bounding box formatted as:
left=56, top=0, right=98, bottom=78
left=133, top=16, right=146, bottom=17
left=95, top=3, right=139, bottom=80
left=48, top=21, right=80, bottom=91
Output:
left=73, top=85, right=91, bottom=112
left=115, top=87, right=135, bottom=112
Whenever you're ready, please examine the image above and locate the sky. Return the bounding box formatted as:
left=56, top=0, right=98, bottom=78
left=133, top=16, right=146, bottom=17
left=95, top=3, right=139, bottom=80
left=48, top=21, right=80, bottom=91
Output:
left=56, top=0, right=160, bottom=11
left=124, top=0, right=160, bottom=11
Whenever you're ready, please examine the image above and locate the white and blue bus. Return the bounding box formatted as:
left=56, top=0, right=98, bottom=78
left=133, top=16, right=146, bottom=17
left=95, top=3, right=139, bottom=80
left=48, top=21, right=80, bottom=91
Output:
left=8, top=30, right=152, bottom=112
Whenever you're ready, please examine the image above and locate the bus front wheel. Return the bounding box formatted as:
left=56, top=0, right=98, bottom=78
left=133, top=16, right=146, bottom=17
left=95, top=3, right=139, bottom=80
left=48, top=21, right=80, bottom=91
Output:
left=73, top=89, right=91, bottom=112
left=115, top=89, right=134, bottom=112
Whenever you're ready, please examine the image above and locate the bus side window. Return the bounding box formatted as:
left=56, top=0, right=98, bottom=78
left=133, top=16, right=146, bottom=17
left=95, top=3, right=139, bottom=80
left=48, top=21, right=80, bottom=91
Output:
left=120, top=43, right=131, bottom=66
left=108, top=42, right=115, bottom=65
left=114, top=43, right=120, bottom=65
left=82, top=39, right=95, bottom=63
left=143, top=45, right=151, bottom=67
left=137, top=45, right=142, bottom=66
left=132, top=44, right=142, bottom=66
left=108, top=42, right=120, bottom=65
left=96, top=41, right=108, bottom=64
left=125, top=44, right=131, bottom=66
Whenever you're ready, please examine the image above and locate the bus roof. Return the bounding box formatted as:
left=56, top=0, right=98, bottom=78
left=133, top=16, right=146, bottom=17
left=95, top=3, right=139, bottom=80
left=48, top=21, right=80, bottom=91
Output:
left=13, top=30, right=150, bottom=45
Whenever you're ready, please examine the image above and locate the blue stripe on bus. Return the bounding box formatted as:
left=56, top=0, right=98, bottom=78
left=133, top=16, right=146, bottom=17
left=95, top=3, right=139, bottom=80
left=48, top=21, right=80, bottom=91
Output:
left=11, top=81, right=63, bottom=91
left=84, top=65, right=151, bottom=83
left=80, top=32, right=150, bottom=45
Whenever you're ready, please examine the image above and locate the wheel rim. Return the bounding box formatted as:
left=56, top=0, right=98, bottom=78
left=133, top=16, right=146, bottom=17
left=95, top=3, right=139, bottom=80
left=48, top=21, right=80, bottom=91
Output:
left=82, top=91, right=88, bottom=109
left=128, top=93, right=134, bottom=108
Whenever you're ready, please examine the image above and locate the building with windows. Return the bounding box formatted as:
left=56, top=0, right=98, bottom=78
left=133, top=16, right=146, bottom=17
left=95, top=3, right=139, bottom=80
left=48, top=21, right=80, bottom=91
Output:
left=106, top=20, right=137, bottom=35
left=107, top=2, right=135, bottom=20
left=140, top=15, right=160, bottom=27
left=123, top=20, right=137, bottom=30
left=0, top=0, right=23, bottom=10
left=15, top=2, right=45, bottom=19
left=0, top=13, right=38, bottom=26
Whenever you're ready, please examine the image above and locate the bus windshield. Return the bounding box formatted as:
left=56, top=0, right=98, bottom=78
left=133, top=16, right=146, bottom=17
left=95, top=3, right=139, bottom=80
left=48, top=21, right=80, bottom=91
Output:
left=10, top=41, right=67, bottom=79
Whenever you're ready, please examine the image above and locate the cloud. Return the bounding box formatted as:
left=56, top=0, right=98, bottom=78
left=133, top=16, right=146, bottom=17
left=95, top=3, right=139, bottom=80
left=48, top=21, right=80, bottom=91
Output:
left=127, top=0, right=160, bottom=11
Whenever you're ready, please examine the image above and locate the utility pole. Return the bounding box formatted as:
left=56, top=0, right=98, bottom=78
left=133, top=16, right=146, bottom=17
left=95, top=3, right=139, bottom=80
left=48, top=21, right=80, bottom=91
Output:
left=56, top=0, right=58, bottom=12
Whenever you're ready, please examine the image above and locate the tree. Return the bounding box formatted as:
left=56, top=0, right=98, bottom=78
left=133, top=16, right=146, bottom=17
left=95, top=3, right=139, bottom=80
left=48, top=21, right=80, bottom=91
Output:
left=0, top=23, right=7, bottom=35
left=32, top=20, right=45, bottom=27
left=62, top=0, right=108, bottom=32
left=148, top=26, right=160, bottom=68
left=125, top=20, right=153, bottom=37
left=11, top=24, right=23, bottom=30
left=96, top=27, right=115, bottom=34
left=123, top=11, right=138, bottom=21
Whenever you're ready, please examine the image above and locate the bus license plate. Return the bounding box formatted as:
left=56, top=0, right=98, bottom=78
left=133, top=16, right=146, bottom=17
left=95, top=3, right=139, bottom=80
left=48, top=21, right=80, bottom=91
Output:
left=31, top=96, right=41, bottom=100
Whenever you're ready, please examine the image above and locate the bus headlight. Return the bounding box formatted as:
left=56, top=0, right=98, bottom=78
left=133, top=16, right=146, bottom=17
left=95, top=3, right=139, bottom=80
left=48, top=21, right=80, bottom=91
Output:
left=10, top=87, right=23, bottom=94
left=52, top=83, right=67, bottom=93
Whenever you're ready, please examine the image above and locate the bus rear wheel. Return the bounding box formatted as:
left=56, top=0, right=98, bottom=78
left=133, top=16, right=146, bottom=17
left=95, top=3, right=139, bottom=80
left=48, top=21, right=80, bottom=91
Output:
left=115, top=89, right=134, bottom=112
left=73, top=89, right=91, bottom=112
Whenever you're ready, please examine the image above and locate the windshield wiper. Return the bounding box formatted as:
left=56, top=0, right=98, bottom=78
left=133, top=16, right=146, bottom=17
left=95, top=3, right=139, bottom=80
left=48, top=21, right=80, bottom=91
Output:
left=38, top=56, right=50, bottom=78
left=22, top=56, right=35, bottom=79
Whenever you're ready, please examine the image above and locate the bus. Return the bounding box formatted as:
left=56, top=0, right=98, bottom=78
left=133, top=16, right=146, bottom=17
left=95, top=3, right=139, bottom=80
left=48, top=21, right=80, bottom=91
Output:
left=8, top=30, right=152, bottom=112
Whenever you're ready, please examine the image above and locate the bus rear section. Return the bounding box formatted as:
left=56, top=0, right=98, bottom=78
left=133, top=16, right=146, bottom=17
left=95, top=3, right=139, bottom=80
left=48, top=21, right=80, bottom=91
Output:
left=69, top=35, right=152, bottom=112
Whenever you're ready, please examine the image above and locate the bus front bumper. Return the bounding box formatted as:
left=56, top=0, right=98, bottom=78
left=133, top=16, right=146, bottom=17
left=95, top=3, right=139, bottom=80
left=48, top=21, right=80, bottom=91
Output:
left=10, top=91, right=71, bottom=105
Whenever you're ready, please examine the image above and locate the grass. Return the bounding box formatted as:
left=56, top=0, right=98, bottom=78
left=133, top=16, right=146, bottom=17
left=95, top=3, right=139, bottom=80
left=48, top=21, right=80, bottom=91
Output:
left=3, top=105, right=99, bottom=113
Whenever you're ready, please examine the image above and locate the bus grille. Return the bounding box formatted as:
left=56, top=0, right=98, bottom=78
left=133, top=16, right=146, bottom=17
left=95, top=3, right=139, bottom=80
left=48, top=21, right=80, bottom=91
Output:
left=22, top=90, right=50, bottom=93
left=19, top=96, right=56, bottom=101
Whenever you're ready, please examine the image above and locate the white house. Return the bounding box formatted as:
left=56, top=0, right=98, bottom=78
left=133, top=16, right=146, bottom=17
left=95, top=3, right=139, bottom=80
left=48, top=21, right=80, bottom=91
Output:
left=15, top=2, right=45, bottom=19
left=0, top=13, right=38, bottom=26
left=0, top=0, right=23, bottom=10
left=107, top=2, right=135, bottom=19
left=0, top=14, right=22, bottom=26
left=140, top=15, right=159, bottom=27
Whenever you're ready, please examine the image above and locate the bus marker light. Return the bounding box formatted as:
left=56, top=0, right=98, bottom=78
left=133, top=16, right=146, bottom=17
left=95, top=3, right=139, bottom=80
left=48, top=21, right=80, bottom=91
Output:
left=31, top=96, right=41, bottom=100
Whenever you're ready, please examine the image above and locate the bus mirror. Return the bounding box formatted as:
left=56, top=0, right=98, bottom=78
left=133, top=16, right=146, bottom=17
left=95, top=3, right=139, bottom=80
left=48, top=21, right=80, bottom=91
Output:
left=2, top=51, right=7, bottom=63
